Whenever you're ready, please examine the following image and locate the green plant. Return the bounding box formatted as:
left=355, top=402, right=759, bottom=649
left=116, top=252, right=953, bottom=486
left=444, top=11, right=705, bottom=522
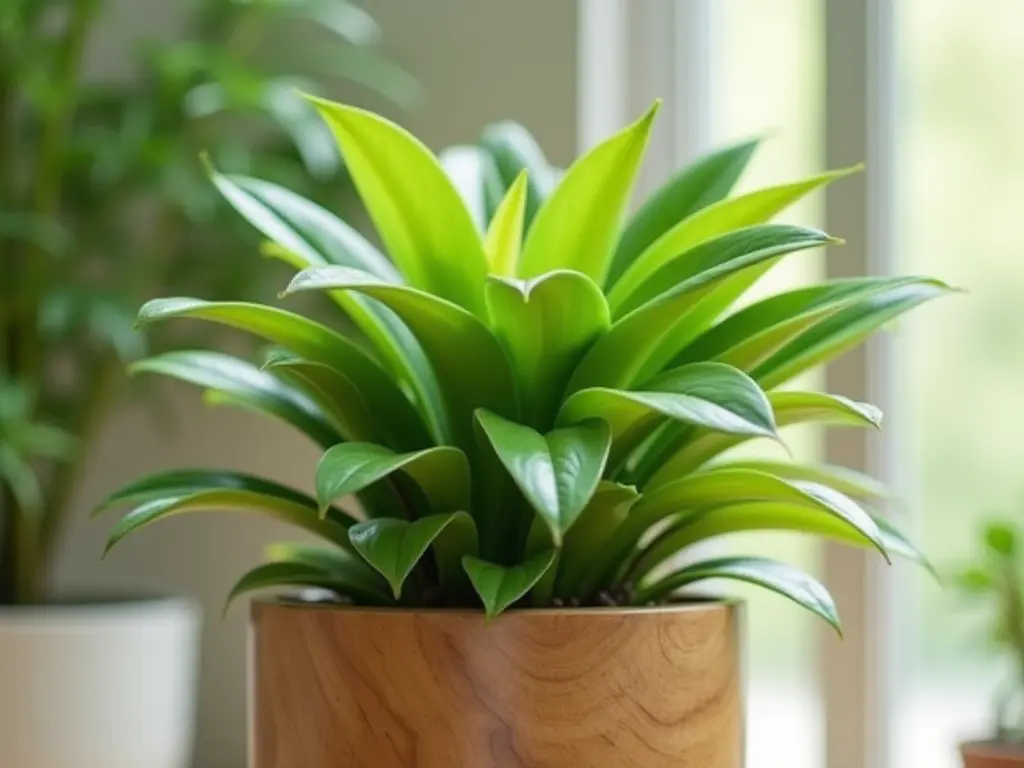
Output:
left=955, top=521, right=1024, bottom=743
left=0, top=0, right=416, bottom=604
left=97, top=96, right=951, bottom=625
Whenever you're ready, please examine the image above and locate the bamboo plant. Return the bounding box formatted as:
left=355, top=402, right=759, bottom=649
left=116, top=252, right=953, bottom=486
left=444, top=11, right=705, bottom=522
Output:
left=0, top=0, right=416, bottom=604
left=97, top=97, right=952, bottom=625
left=956, top=521, right=1024, bottom=744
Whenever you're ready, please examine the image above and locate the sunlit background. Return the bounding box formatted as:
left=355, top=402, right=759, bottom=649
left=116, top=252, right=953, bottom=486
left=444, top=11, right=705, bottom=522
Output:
left=4, top=1, right=1020, bottom=766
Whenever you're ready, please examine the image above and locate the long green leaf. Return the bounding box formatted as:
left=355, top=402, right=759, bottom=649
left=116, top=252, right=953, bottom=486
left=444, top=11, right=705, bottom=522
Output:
left=94, top=469, right=323, bottom=516
left=209, top=171, right=398, bottom=280
left=630, top=497, right=888, bottom=582
left=485, top=270, right=609, bottom=428
left=104, top=489, right=356, bottom=555
left=262, top=350, right=385, bottom=444
left=754, top=279, right=955, bottom=389
left=211, top=172, right=446, bottom=440
left=607, top=138, right=760, bottom=287
left=517, top=101, right=660, bottom=283
left=284, top=266, right=518, bottom=451
left=316, top=443, right=469, bottom=517
left=475, top=411, right=611, bottom=544
left=711, top=459, right=889, bottom=502
left=596, top=469, right=882, bottom=590
left=644, top=390, right=883, bottom=488
left=223, top=557, right=390, bottom=614
left=560, top=362, right=777, bottom=471
left=484, top=172, right=528, bottom=276
left=632, top=556, right=841, bottom=634
left=609, top=166, right=860, bottom=305
left=305, top=96, right=489, bottom=315
left=463, top=550, right=557, bottom=619
left=671, top=277, right=939, bottom=373
left=135, top=298, right=425, bottom=449
left=130, top=351, right=339, bottom=448
left=568, top=228, right=834, bottom=393
left=349, top=512, right=476, bottom=599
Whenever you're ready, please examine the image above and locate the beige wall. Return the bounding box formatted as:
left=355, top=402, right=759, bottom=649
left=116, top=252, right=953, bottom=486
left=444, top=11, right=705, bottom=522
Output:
left=59, top=2, right=578, bottom=766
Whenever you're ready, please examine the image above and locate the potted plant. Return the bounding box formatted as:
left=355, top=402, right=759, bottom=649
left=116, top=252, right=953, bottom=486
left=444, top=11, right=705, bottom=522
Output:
left=0, top=2, right=412, bottom=766
left=97, top=96, right=951, bottom=767
left=956, top=521, right=1024, bottom=768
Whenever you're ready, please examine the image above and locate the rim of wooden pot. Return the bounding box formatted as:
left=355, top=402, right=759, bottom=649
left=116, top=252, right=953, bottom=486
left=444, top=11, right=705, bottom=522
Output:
left=251, top=594, right=742, bottom=618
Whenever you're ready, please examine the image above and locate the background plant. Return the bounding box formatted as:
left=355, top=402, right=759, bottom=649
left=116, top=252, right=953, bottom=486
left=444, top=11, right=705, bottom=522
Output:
left=98, top=96, right=951, bottom=626
left=954, top=520, right=1024, bottom=743
left=0, top=0, right=417, bottom=605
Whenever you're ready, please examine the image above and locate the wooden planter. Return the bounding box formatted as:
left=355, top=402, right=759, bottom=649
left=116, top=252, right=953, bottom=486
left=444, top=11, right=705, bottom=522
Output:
left=962, top=742, right=1024, bottom=768
left=250, top=599, right=743, bottom=767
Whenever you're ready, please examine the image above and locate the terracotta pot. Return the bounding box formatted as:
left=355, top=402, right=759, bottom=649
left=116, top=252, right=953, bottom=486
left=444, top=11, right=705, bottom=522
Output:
left=250, top=599, right=744, bottom=767
left=962, top=741, right=1024, bottom=768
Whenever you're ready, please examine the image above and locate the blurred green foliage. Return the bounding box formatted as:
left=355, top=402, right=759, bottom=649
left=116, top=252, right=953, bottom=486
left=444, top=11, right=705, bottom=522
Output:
left=0, top=0, right=417, bottom=604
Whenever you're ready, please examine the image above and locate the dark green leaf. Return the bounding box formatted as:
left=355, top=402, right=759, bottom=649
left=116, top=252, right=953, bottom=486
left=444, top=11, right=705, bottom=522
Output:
left=463, top=550, right=557, bottom=618
left=475, top=411, right=611, bottom=544
left=633, top=556, right=841, bottom=634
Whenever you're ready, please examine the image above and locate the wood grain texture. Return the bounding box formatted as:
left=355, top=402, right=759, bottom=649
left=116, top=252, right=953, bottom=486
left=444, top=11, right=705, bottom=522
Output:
left=962, top=742, right=1024, bottom=768
left=251, top=600, right=743, bottom=768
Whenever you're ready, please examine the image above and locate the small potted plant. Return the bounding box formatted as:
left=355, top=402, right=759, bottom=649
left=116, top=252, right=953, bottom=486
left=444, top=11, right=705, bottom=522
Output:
left=956, top=521, right=1024, bottom=768
left=97, top=96, right=951, bottom=766
left=0, top=2, right=411, bottom=766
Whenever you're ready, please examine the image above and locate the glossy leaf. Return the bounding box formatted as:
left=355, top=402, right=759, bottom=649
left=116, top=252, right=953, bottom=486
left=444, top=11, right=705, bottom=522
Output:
left=130, top=351, right=340, bottom=448
left=284, top=265, right=518, bottom=450
left=93, top=469, right=323, bottom=517
left=560, top=362, right=777, bottom=469
left=225, top=543, right=392, bottom=612
left=306, top=97, right=489, bottom=315
left=484, top=172, right=528, bottom=276
left=671, top=277, right=940, bottom=373
left=485, top=271, right=609, bottom=427
left=104, top=489, right=357, bottom=556
left=754, top=279, right=955, bottom=389
left=631, top=497, right=888, bottom=582
left=211, top=171, right=446, bottom=439
left=569, top=227, right=834, bottom=392
left=712, top=459, right=889, bottom=502
left=262, top=350, right=384, bottom=444
left=517, top=101, right=660, bottom=283
left=316, top=443, right=469, bottom=517
left=607, top=138, right=760, bottom=288
left=633, top=556, right=841, bottom=634
left=463, top=550, right=557, bottom=618
left=349, top=512, right=477, bottom=598
left=610, top=166, right=861, bottom=305
left=135, top=298, right=424, bottom=447
left=475, top=411, right=611, bottom=543
left=645, top=390, right=883, bottom=488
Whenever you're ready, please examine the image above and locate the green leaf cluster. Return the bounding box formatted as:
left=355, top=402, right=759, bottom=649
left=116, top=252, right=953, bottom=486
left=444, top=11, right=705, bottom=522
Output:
left=98, top=96, right=951, bottom=626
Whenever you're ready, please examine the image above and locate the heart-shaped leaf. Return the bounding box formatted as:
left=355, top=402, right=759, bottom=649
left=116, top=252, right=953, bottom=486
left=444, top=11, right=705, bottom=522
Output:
left=316, top=443, right=469, bottom=518
left=475, top=411, right=611, bottom=544
left=349, top=512, right=476, bottom=598
left=463, top=550, right=557, bottom=618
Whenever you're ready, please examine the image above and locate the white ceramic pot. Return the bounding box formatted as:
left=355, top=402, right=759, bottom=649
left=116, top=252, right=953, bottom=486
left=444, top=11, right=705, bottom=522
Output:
left=0, top=596, right=201, bottom=768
